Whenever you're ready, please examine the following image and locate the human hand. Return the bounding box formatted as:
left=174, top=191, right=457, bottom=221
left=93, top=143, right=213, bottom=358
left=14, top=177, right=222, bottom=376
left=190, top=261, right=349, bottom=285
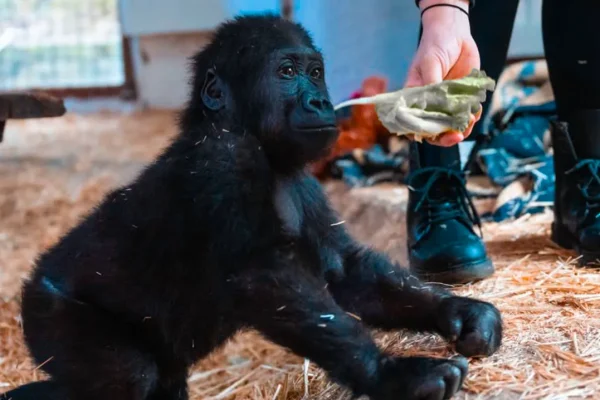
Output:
left=405, top=0, right=481, bottom=147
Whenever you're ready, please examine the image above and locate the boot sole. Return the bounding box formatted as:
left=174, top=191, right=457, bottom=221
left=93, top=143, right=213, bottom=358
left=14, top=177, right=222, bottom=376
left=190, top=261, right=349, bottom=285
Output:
left=410, top=258, right=495, bottom=285
left=551, top=222, right=600, bottom=267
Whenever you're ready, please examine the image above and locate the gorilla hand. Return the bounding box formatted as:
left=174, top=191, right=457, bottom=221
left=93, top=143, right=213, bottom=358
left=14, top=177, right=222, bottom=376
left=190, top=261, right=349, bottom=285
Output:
left=370, top=356, right=468, bottom=400
left=435, top=297, right=502, bottom=357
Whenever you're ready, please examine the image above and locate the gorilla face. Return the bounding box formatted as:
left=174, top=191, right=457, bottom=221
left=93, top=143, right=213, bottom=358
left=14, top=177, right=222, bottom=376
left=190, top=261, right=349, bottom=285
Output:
left=251, top=45, right=339, bottom=169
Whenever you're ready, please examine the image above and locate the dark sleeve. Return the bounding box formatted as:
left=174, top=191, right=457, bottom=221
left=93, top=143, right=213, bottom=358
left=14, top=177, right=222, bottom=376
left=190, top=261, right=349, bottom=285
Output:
left=415, top=0, right=475, bottom=8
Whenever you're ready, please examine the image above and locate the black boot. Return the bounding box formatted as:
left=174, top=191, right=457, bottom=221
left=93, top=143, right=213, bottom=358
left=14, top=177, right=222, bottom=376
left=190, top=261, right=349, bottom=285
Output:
left=407, top=143, right=494, bottom=284
left=551, top=113, right=600, bottom=266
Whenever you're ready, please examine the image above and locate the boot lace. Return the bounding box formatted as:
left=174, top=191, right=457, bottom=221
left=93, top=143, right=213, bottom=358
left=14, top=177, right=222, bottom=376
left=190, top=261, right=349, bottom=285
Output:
left=408, top=167, right=482, bottom=239
left=565, top=159, right=600, bottom=220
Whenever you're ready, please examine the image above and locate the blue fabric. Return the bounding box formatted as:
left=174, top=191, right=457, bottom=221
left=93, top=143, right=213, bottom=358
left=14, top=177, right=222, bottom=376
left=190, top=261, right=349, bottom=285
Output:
left=330, top=144, right=409, bottom=187
left=473, top=61, right=556, bottom=221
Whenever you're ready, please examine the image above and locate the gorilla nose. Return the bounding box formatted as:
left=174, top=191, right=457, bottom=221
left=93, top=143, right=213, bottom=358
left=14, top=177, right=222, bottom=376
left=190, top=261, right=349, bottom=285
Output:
left=303, top=93, right=332, bottom=113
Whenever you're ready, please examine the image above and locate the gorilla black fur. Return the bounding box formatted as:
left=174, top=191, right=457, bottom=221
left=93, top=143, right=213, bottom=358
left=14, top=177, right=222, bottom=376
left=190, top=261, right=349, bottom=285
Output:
left=1, top=15, right=502, bottom=400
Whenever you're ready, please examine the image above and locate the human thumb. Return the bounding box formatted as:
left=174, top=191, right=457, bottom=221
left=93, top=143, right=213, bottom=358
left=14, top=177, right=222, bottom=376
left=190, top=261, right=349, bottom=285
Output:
left=404, top=64, right=424, bottom=88
left=404, top=55, right=444, bottom=88
left=418, top=54, right=444, bottom=86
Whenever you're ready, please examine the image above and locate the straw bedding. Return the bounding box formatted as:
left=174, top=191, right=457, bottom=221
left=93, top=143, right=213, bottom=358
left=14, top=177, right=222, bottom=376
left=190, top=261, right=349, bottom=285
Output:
left=0, top=110, right=599, bottom=399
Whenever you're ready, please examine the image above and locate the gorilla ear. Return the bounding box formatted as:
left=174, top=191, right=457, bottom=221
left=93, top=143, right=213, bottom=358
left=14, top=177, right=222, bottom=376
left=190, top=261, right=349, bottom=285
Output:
left=201, top=68, right=226, bottom=111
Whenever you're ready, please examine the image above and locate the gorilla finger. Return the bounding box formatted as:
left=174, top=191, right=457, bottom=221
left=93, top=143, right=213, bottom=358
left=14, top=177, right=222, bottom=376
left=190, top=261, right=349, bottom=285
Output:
left=450, top=356, right=469, bottom=379
left=488, top=329, right=502, bottom=355
left=414, top=378, right=445, bottom=400
left=456, top=331, right=491, bottom=357
left=444, top=376, right=461, bottom=399
left=441, top=365, right=464, bottom=399
left=437, top=315, right=462, bottom=342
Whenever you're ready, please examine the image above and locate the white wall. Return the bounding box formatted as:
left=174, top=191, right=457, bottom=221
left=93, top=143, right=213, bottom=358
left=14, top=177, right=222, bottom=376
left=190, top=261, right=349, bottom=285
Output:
left=120, top=0, right=280, bottom=35
left=130, top=33, right=213, bottom=109
left=120, top=0, right=227, bottom=36
left=121, top=0, right=281, bottom=109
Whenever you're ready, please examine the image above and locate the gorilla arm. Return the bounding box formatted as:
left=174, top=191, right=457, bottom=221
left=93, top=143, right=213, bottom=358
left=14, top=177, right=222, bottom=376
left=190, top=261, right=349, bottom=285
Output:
left=302, top=179, right=502, bottom=358
left=229, top=253, right=469, bottom=400
left=328, top=243, right=502, bottom=357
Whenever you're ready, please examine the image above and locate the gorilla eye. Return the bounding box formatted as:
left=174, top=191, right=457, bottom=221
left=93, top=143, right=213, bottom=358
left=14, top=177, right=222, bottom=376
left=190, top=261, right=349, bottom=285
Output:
left=279, top=65, right=296, bottom=79
left=310, top=67, right=323, bottom=80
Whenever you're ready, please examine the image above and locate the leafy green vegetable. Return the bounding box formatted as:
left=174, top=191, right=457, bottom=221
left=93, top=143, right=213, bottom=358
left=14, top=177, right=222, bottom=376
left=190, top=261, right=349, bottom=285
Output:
left=334, top=69, right=496, bottom=141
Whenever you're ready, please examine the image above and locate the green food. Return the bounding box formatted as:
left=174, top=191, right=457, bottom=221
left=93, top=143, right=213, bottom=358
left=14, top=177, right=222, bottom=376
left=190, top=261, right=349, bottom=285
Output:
left=334, top=69, right=496, bottom=141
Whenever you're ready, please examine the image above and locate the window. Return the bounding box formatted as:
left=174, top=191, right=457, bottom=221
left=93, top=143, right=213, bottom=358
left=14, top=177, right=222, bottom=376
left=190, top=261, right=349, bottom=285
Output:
left=0, top=0, right=126, bottom=91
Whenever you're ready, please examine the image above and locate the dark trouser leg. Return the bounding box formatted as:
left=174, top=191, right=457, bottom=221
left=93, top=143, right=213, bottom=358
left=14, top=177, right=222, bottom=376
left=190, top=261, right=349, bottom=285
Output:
left=407, top=1, right=519, bottom=284
left=469, top=0, right=520, bottom=138
left=544, top=0, right=600, bottom=158
left=544, top=0, right=600, bottom=264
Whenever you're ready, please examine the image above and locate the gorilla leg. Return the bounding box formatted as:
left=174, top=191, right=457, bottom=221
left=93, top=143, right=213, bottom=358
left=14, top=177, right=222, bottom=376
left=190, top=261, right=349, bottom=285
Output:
left=1, top=381, right=68, bottom=400
left=1, top=374, right=188, bottom=400
left=2, top=381, right=181, bottom=400
left=8, top=285, right=187, bottom=400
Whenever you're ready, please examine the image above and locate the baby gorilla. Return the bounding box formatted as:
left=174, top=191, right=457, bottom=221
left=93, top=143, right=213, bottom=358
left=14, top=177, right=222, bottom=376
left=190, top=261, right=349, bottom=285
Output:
left=2, top=15, right=502, bottom=400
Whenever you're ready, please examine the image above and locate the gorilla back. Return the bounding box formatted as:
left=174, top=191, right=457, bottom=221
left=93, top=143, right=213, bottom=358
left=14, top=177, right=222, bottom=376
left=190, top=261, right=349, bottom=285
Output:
left=2, top=14, right=502, bottom=400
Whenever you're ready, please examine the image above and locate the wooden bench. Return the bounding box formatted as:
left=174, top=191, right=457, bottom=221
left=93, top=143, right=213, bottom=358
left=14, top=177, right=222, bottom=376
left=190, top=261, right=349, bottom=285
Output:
left=0, top=92, right=66, bottom=142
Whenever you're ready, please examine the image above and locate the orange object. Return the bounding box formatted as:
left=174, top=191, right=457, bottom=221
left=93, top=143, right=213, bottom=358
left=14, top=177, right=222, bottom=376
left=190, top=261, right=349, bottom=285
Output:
left=311, top=76, right=391, bottom=178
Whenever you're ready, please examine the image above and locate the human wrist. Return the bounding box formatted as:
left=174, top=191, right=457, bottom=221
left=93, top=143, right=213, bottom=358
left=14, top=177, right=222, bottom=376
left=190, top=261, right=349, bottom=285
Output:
left=420, top=0, right=470, bottom=26
left=418, top=0, right=470, bottom=10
